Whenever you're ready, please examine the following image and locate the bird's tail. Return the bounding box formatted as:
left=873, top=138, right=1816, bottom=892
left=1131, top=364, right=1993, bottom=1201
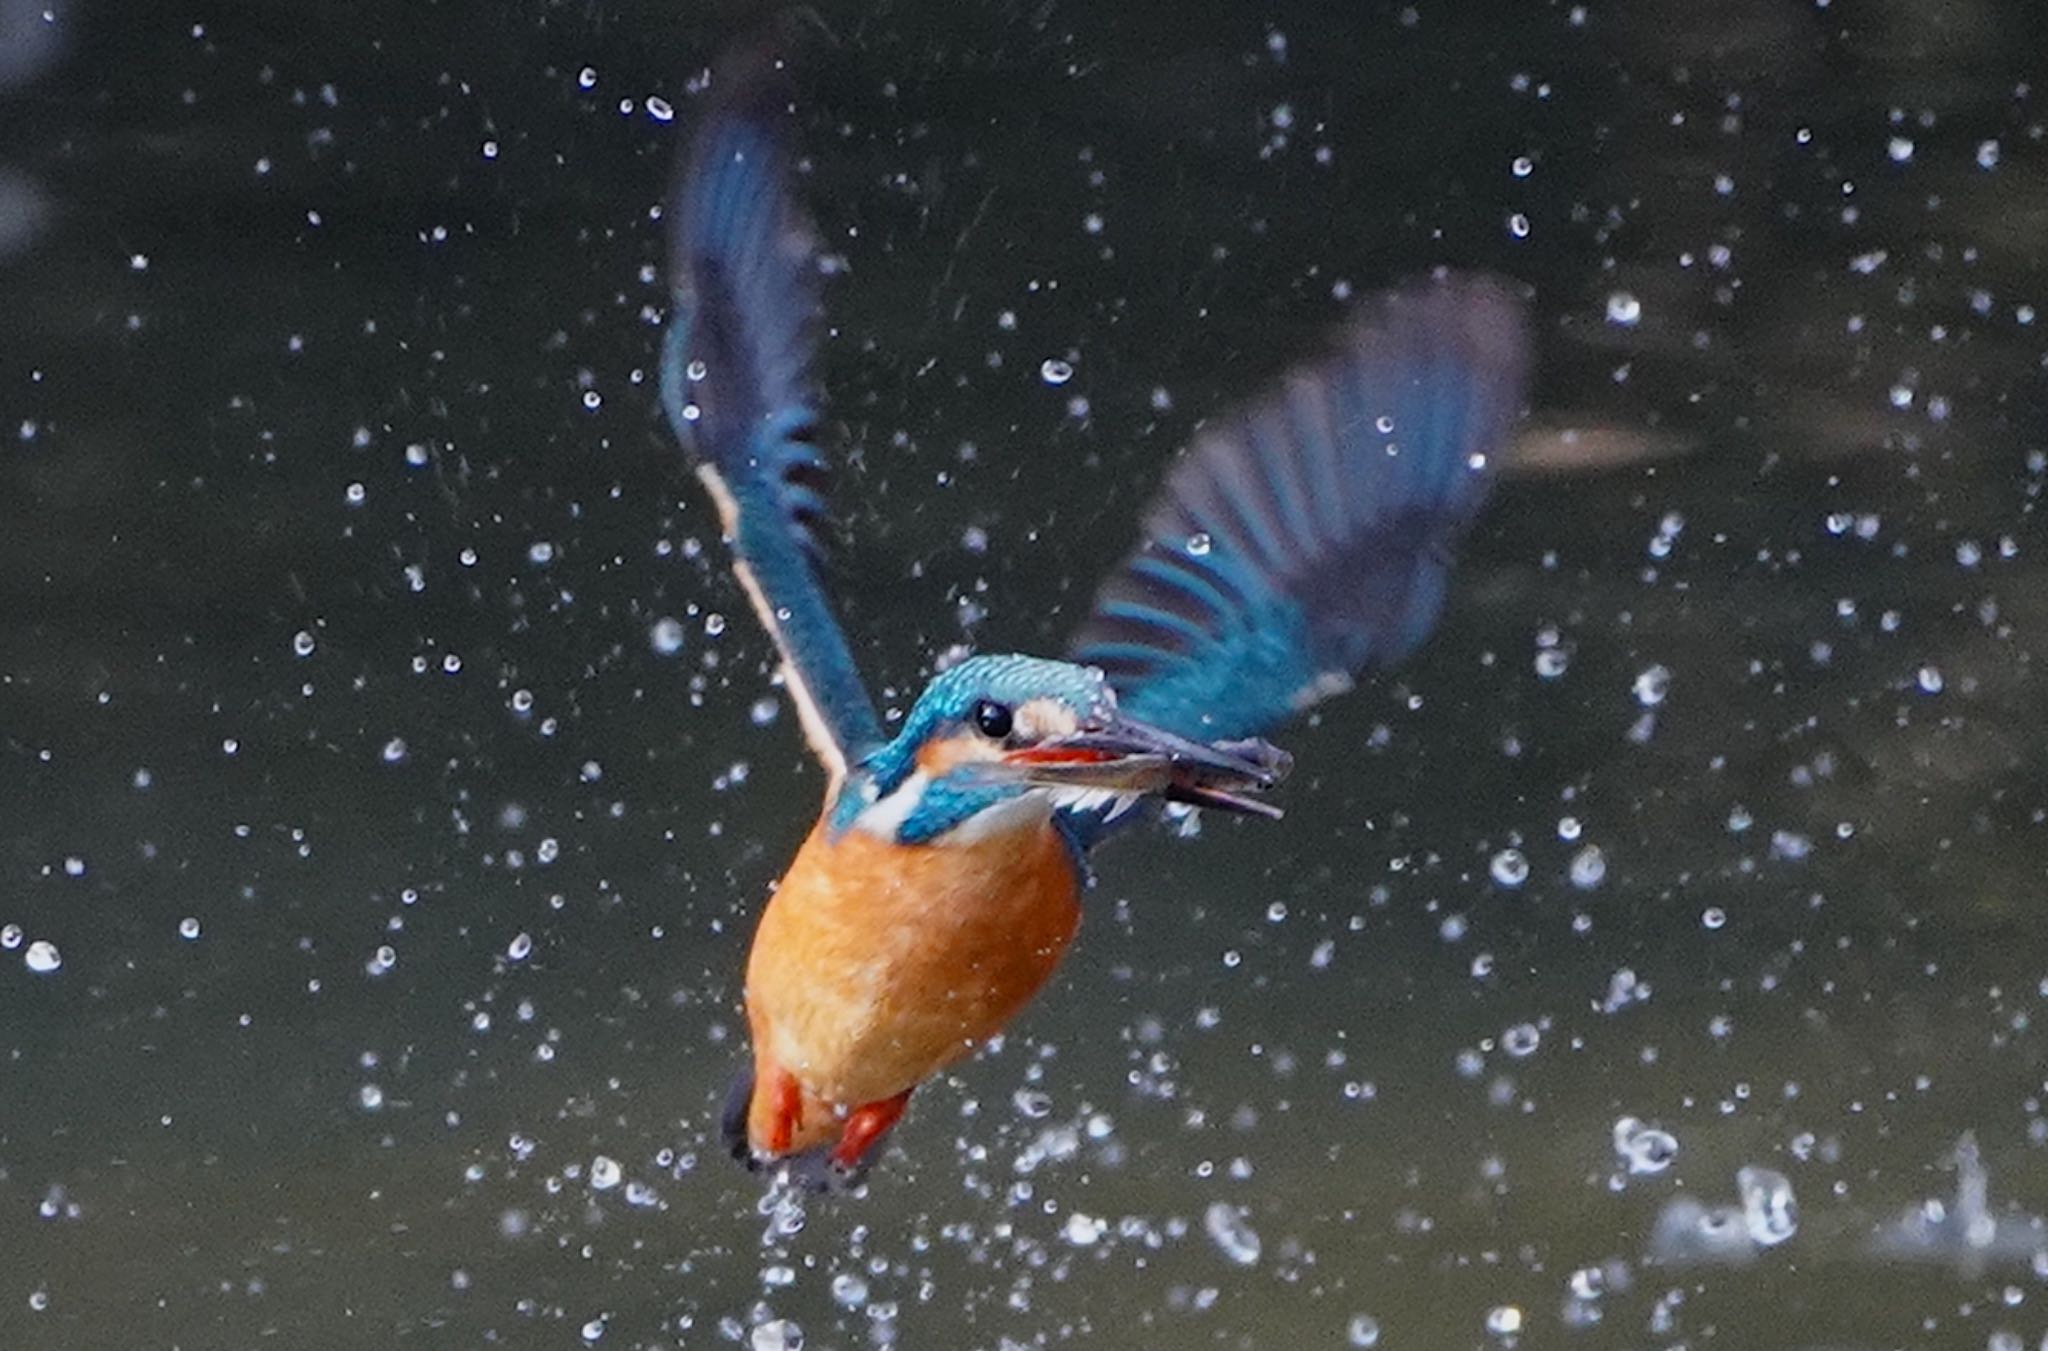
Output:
left=718, top=1064, right=756, bottom=1166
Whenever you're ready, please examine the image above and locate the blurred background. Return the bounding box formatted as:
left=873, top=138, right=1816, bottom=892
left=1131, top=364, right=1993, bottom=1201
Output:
left=2, top=0, right=2044, bottom=1346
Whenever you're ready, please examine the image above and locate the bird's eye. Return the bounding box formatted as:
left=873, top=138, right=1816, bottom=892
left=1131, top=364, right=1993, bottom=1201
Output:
left=971, top=699, right=1014, bottom=739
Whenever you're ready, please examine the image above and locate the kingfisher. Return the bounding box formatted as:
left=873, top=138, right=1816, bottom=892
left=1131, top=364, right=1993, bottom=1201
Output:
left=659, top=43, right=1532, bottom=1188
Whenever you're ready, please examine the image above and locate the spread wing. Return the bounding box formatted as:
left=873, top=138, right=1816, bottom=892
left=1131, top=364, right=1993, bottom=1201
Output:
left=660, top=48, right=884, bottom=781
left=1069, top=274, right=1531, bottom=741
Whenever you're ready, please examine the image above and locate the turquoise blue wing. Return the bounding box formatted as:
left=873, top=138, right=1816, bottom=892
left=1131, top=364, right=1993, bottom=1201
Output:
left=661, top=50, right=884, bottom=777
left=1070, top=274, right=1531, bottom=742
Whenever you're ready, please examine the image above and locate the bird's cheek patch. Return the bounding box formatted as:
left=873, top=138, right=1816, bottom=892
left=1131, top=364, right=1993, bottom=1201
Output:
left=914, top=733, right=1001, bottom=777
left=1012, top=697, right=1081, bottom=743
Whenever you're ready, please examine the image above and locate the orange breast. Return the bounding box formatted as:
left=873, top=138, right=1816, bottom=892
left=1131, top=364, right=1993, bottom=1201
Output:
left=744, top=811, right=1082, bottom=1123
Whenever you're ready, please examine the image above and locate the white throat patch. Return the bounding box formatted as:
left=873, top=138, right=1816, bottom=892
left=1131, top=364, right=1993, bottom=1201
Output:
left=850, top=770, right=927, bottom=840
left=851, top=775, right=1143, bottom=845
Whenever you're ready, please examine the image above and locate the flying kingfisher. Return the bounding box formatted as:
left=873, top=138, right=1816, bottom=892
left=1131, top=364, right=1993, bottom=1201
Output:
left=659, top=44, right=1532, bottom=1187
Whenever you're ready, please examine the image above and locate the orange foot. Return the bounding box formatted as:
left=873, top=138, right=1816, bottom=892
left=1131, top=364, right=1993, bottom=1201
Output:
left=765, top=1066, right=804, bottom=1155
left=740, top=1060, right=807, bottom=1163
left=830, top=1088, right=914, bottom=1173
left=787, top=1088, right=915, bottom=1193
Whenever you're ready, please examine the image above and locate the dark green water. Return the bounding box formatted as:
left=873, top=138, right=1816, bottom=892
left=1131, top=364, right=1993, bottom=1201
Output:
left=4, top=2, right=2046, bottom=1347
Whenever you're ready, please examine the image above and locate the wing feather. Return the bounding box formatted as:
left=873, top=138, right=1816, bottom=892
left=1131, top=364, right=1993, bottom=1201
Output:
left=660, top=44, right=884, bottom=779
left=1069, top=274, right=1531, bottom=740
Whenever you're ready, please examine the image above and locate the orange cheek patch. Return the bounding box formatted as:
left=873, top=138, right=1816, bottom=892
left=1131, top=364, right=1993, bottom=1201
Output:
left=914, top=733, right=994, bottom=776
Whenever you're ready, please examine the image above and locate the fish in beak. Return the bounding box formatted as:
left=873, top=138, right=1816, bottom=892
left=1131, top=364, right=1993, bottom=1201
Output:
left=990, top=714, right=1294, bottom=819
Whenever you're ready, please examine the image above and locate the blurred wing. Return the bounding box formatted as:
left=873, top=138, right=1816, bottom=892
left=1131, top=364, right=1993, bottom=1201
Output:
left=1070, top=274, right=1531, bottom=741
left=661, top=48, right=883, bottom=780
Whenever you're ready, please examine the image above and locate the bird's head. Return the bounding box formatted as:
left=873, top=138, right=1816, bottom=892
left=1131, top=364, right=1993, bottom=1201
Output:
left=835, top=653, right=1289, bottom=845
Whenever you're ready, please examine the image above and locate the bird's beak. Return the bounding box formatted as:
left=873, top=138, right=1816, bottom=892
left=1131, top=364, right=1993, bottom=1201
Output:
left=994, top=714, right=1294, bottom=819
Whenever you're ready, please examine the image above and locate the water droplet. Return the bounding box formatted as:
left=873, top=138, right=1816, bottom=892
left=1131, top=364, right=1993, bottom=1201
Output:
left=1204, top=1201, right=1262, bottom=1266
left=1601, top=968, right=1648, bottom=1014
left=1012, top=1088, right=1053, bottom=1119
left=1486, top=1305, right=1524, bottom=1337
left=1063, top=1211, right=1106, bottom=1245
left=1569, top=844, right=1608, bottom=889
left=1038, top=358, right=1073, bottom=386
left=1346, top=1314, right=1382, bottom=1347
left=1566, top=1265, right=1609, bottom=1301
left=1605, top=291, right=1642, bottom=327
left=590, top=1155, right=621, bottom=1190
left=292, top=629, right=317, bottom=657
left=1736, top=1164, right=1798, bottom=1245
left=1613, top=1116, right=1678, bottom=1174
left=358, top=1083, right=384, bottom=1111
left=1185, top=531, right=1212, bottom=556
left=507, top=932, right=533, bottom=961
left=1632, top=664, right=1671, bottom=707
left=380, top=737, right=409, bottom=764
left=750, top=1319, right=803, bottom=1351
left=1489, top=848, right=1529, bottom=887
left=24, top=939, right=61, bottom=974
left=830, top=1272, right=869, bottom=1308
left=178, top=916, right=202, bottom=940
left=649, top=617, right=687, bottom=656
left=1502, top=1023, right=1541, bottom=1057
